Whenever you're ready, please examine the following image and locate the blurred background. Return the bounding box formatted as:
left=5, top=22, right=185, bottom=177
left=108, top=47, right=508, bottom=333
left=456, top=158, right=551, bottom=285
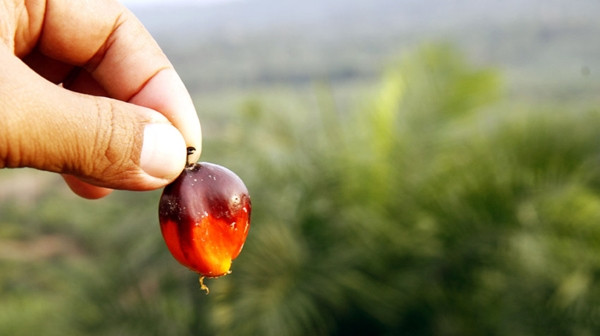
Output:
left=2, top=0, right=600, bottom=334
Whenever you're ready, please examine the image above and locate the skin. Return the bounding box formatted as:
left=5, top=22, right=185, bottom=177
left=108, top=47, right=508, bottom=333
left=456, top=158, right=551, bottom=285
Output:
left=0, top=0, right=202, bottom=199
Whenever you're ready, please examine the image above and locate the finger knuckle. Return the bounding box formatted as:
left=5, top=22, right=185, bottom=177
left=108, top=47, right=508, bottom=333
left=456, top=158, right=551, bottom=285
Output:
left=88, top=98, right=140, bottom=181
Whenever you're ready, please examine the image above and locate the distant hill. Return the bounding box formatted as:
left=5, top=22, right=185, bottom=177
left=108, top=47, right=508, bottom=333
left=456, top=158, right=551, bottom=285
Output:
left=128, top=0, right=600, bottom=100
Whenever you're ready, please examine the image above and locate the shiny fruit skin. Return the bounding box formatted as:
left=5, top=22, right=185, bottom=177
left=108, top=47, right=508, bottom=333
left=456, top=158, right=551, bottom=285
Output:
left=159, top=162, right=251, bottom=277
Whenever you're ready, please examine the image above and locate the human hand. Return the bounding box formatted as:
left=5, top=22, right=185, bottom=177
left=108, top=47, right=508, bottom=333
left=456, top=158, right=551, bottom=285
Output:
left=0, top=0, right=202, bottom=199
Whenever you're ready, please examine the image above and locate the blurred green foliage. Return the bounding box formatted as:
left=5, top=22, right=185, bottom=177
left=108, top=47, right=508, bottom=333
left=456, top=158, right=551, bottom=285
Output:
left=2, top=44, right=600, bottom=335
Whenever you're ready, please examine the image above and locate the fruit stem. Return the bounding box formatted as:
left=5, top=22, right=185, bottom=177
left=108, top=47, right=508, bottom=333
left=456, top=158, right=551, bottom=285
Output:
left=186, top=147, right=196, bottom=168
left=199, top=276, right=210, bottom=294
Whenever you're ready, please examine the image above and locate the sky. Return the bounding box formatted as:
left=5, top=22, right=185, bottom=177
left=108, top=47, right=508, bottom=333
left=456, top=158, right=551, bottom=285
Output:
left=121, top=0, right=241, bottom=7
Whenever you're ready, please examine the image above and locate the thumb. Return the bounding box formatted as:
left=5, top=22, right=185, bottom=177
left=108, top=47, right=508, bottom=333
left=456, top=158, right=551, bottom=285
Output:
left=0, top=53, right=187, bottom=191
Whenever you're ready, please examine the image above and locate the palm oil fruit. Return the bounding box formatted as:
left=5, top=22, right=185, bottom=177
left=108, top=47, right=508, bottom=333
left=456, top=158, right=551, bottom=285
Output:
left=159, top=147, right=251, bottom=293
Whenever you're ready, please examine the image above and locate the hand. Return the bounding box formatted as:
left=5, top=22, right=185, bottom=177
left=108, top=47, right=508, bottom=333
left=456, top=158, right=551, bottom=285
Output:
left=0, top=0, right=202, bottom=199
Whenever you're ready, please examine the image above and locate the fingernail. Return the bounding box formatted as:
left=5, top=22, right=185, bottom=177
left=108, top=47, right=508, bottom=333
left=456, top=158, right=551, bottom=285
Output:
left=140, top=124, right=186, bottom=179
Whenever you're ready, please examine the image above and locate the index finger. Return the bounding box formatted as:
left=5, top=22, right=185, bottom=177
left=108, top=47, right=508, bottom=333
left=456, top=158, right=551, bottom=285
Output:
left=35, top=0, right=202, bottom=161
